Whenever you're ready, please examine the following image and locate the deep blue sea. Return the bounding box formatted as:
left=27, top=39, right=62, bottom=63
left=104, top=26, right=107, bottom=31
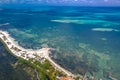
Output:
left=0, top=6, right=120, bottom=80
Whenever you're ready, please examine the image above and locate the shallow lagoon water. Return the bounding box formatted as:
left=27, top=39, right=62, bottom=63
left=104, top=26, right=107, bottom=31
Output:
left=0, top=7, right=120, bottom=80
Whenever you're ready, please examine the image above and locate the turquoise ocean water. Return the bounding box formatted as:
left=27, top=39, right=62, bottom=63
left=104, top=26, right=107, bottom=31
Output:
left=0, top=7, right=120, bottom=80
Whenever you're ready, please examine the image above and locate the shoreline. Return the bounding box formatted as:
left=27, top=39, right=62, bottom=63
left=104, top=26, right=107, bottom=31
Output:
left=0, top=30, right=77, bottom=79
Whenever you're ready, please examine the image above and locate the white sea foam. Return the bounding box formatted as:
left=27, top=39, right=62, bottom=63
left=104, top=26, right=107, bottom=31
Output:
left=101, top=38, right=107, bottom=41
left=51, top=19, right=118, bottom=25
left=51, top=20, right=81, bottom=24
left=0, top=23, right=10, bottom=26
left=92, top=28, right=120, bottom=32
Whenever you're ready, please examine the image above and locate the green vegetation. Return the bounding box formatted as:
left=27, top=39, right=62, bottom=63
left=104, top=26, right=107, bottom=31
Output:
left=0, top=41, right=37, bottom=80
left=0, top=38, right=64, bottom=80
left=18, top=58, right=64, bottom=80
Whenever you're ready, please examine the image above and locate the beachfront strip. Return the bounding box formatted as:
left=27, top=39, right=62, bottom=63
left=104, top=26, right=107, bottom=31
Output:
left=0, top=30, right=77, bottom=80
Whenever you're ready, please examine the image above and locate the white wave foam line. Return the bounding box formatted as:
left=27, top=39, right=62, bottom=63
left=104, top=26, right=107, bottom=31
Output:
left=92, top=28, right=120, bottom=32
left=51, top=19, right=119, bottom=26
left=0, top=23, right=10, bottom=26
